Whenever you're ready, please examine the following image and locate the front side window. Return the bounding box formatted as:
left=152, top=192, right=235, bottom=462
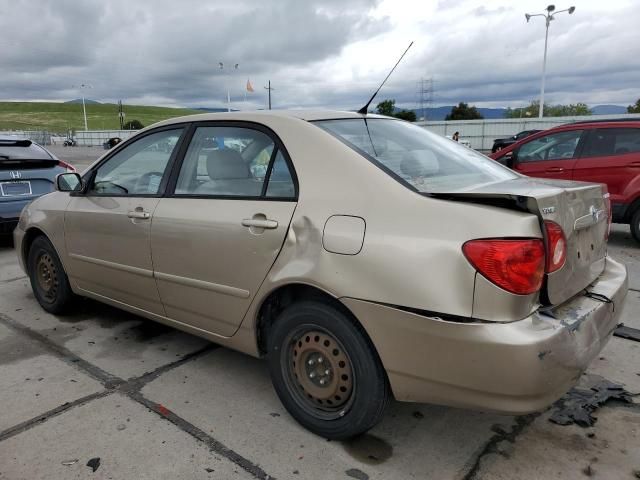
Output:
left=88, top=129, right=183, bottom=195
left=517, top=130, right=583, bottom=163
left=581, top=128, right=640, bottom=157
left=315, top=118, right=516, bottom=193
left=175, top=126, right=295, bottom=198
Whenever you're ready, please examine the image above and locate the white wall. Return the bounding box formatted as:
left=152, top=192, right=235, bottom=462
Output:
left=74, top=130, right=139, bottom=146
left=416, top=113, right=640, bottom=152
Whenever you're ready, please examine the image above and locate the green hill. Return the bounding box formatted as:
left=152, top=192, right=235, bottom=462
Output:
left=0, top=102, right=203, bottom=132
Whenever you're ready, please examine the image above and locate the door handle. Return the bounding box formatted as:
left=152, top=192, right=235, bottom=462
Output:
left=545, top=167, right=564, bottom=173
left=629, top=162, right=640, bottom=168
left=242, top=218, right=278, bottom=229
left=127, top=210, right=150, bottom=219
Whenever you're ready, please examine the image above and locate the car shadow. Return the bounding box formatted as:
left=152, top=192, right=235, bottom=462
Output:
left=0, top=234, right=14, bottom=251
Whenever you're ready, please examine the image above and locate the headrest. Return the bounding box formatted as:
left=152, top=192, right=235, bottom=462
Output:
left=400, top=150, right=439, bottom=177
left=206, top=149, right=249, bottom=180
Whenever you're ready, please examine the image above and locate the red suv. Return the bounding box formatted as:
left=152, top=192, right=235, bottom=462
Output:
left=491, top=120, right=640, bottom=241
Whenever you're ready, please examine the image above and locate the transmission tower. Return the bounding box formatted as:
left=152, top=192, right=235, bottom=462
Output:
left=416, top=77, right=434, bottom=121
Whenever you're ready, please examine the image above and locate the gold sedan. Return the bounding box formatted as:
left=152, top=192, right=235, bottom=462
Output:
left=14, top=111, right=627, bottom=439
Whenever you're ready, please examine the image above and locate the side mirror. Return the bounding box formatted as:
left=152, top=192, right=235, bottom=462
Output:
left=56, top=173, right=83, bottom=192
left=503, top=151, right=516, bottom=169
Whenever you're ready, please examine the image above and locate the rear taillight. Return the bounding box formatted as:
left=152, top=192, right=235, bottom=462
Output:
left=463, top=239, right=545, bottom=295
left=544, top=221, right=567, bottom=273
left=603, top=189, right=612, bottom=240
left=58, top=160, right=75, bottom=172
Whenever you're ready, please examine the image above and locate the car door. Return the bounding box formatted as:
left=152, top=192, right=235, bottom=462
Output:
left=512, top=129, right=586, bottom=180
left=573, top=127, right=640, bottom=208
left=64, top=127, right=186, bottom=315
left=150, top=123, right=298, bottom=336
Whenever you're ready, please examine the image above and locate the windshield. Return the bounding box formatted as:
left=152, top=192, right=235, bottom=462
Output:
left=315, top=118, right=517, bottom=193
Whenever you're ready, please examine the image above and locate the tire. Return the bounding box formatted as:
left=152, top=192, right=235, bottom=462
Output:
left=631, top=209, right=640, bottom=243
left=267, top=301, right=390, bottom=439
left=27, top=236, right=76, bottom=314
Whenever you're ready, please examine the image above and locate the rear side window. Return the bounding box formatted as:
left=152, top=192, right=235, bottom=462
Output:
left=581, top=128, right=640, bottom=157
left=174, top=126, right=296, bottom=199
left=517, top=130, right=583, bottom=162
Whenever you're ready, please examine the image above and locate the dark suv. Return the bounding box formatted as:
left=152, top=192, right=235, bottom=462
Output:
left=490, top=120, right=640, bottom=241
left=491, top=130, right=541, bottom=153
left=0, top=137, right=74, bottom=233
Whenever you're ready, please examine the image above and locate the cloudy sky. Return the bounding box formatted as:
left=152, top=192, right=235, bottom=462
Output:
left=1, top=0, right=639, bottom=111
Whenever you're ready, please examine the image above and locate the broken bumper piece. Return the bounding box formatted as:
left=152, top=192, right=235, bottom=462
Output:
left=342, top=256, right=628, bottom=414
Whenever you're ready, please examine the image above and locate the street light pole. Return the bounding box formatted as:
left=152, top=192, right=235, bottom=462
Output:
left=218, top=62, right=239, bottom=112
left=525, top=5, right=576, bottom=118
left=74, top=83, right=93, bottom=130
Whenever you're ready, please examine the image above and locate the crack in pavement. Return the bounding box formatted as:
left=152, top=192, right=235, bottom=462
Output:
left=0, top=275, right=27, bottom=284
left=0, top=311, right=275, bottom=480
left=460, top=414, right=540, bottom=480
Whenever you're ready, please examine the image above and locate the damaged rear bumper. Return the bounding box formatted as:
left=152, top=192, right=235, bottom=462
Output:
left=341, top=256, right=628, bottom=414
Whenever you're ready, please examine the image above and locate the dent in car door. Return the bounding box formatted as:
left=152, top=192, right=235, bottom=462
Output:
left=64, top=128, right=185, bottom=315
left=150, top=125, right=298, bottom=336
left=514, top=129, right=585, bottom=180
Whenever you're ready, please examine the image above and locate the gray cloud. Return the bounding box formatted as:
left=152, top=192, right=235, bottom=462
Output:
left=0, top=0, right=638, bottom=111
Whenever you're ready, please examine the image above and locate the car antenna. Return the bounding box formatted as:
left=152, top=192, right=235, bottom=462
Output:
left=357, top=41, right=414, bottom=115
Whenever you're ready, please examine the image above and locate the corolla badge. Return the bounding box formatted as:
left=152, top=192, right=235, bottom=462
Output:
left=541, top=206, right=556, bottom=215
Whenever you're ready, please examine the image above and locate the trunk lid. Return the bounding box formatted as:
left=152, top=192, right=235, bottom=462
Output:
left=435, top=177, right=608, bottom=306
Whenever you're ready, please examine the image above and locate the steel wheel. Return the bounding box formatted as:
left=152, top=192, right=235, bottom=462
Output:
left=284, top=327, right=355, bottom=420
left=36, top=252, right=58, bottom=302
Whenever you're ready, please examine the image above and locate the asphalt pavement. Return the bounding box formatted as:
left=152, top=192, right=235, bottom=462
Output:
left=0, top=147, right=639, bottom=479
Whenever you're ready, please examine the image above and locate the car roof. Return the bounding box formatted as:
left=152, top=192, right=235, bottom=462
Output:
left=0, top=137, right=55, bottom=159
left=551, top=119, right=640, bottom=130
left=151, top=109, right=389, bottom=129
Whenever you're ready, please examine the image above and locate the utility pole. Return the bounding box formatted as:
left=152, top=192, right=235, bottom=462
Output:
left=264, top=81, right=274, bottom=110
left=416, top=77, right=433, bottom=121
left=118, top=100, right=125, bottom=129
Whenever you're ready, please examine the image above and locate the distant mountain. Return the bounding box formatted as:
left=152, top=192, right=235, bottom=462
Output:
left=405, top=104, right=628, bottom=121
left=194, top=107, right=239, bottom=113
left=65, top=98, right=101, bottom=104
left=590, top=104, right=628, bottom=115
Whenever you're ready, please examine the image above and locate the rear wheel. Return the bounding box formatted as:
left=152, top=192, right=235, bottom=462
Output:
left=267, top=301, right=390, bottom=439
left=631, top=209, right=640, bottom=243
left=27, top=236, right=76, bottom=314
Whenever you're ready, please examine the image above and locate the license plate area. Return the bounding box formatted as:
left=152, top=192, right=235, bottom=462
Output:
left=0, top=181, right=32, bottom=197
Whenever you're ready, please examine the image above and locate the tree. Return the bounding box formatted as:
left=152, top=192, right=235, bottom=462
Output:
left=374, top=99, right=417, bottom=122
left=628, top=99, right=640, bottom=114
left=123, top=119, right=144, bottom=130
left=394, top=110, right=417, bottom=122
left=505, top=100, right=591, bottom=118
left=375, top=100, right=396, bottom=117
left=445, top=102, right=483, bottom=120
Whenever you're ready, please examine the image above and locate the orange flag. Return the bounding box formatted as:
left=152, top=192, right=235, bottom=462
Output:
left=246, top=79, right=254, bottom=93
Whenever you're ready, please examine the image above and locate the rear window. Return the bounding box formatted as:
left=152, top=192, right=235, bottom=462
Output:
left=314, top=118, right=516, bottom=193
left=0, top=139, right=53, bottom=160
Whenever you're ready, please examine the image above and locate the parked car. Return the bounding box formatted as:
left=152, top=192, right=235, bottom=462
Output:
left=491, top=129, right=541, bottom=153
left=15, top=111, right=627, bottom=439
left=0, top=137, right=75, bottom=233
left=490, top=120, right=640, bottom=241
left=103, top=137, right=122, bottom=149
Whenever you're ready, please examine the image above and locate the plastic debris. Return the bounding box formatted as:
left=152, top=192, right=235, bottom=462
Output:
left=86, top=457, right=101, bottom=472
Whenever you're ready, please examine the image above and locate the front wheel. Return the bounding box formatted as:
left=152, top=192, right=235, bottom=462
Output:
left=631, top=209, right=640, bottom=243
left=267, top=301, right=390, bottom=439
left=27, top=236, right=76, bottom=314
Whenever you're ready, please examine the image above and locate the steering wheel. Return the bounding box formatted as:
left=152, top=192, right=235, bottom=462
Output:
left=135, top=171, right=164, bottom=193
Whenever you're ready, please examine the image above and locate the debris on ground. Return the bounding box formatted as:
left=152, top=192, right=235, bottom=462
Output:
left=86, top=457, right=101, bottom=472
left=614, top=325, right=640, bottom=342
left=205, top=468, right=214, bottom=473
left=549, top=379, right=635, bottom=427
left=61, top=459, right=79, bottom=466
left=345, top=468, right=369, bottom=480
